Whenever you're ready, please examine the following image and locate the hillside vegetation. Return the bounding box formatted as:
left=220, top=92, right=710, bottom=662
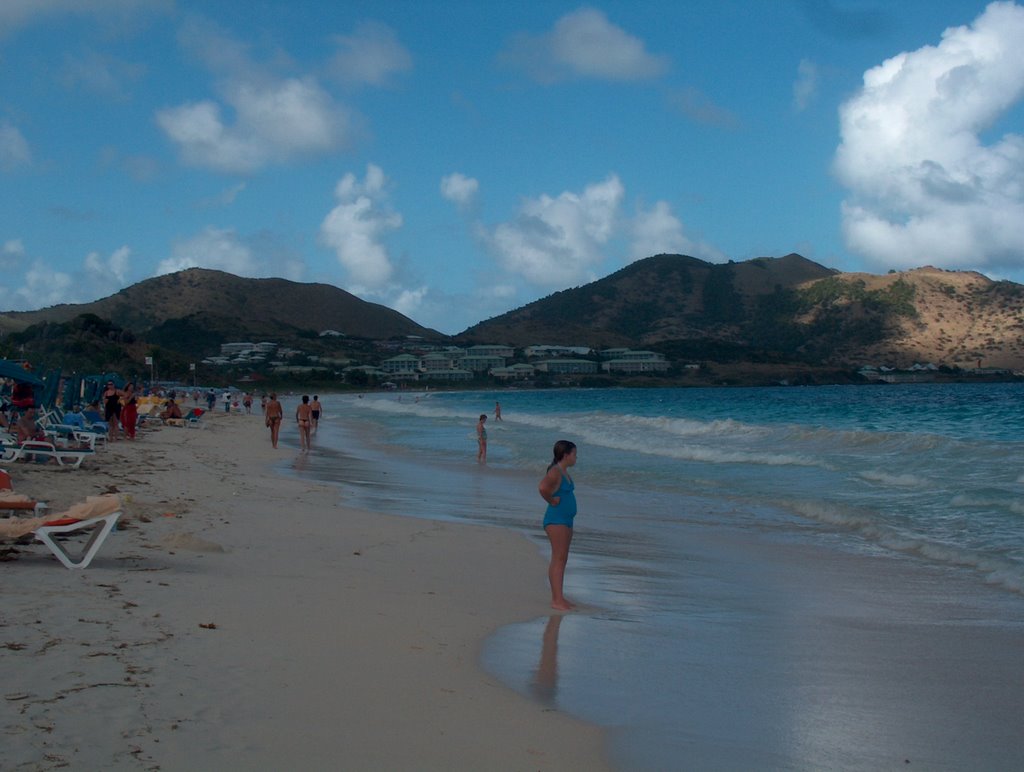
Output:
left=2, top=256, right=1023, bottom=382
left=0, top=268, right=442, bottom=352
left=459, top=255, right=1024, bottom=370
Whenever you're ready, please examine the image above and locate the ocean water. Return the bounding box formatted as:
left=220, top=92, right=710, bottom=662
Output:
left=286, top=384, right=1024, bottom=769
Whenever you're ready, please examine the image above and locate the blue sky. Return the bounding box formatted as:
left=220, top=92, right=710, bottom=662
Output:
left=2, top=0, right=1022, bottom=334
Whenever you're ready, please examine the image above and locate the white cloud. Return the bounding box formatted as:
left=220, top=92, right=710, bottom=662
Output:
left=485, top=174, right=624, bottom=286
left=15, top=263, right=75, bottom=308
left=59, top=50, right=146, bottom=100
left=157, top=19, right=352, bottom=174
left=0, top=0, right=171, bottom=37
left=155, top=225, right=303, bottom=280
left=157, top=77, right=351, bottom=174
left=834, top=1, right=1024, bottom=273
left=793, top=58, right=818, bottom=111
left=666, top=86, right=739, bottom=128
left=1, top=244, right=128, bottom=310
left=391, top=285, right=428, bottom=318
left=157, top=227, right=255, bottom=276
left=327, top=21, right=412, bottom=87
left=440, top=172, right=479, bottom=207
left=0, top=120, right=32, bottom=170
left=200, top=182, right=247, bottom=208
left=320, top=164, right=402, bottom=287
left=0, top=239, right=25, bottom=275
left=630, top=201, right=727, bottom=262
left=501, top=7, right=668, bottom=83
left=84, top=245, right=130, bottom=287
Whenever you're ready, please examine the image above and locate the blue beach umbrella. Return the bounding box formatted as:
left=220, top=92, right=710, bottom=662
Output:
left=0, top=359, right=44, bottom=386
left=0, top=359, right=45, bottom=411
left=61, top=374, right=82, bottom=411
left=81, top=373, right=125, bottom=405
left=39, top=369, right=62, bottom=410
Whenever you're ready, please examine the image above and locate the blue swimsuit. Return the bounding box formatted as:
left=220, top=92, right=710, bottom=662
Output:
left=543, top=470, right=576, bottom=528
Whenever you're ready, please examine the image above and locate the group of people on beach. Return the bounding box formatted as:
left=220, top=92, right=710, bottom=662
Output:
left=100, top=380, right=139, bottom=440
left=475, top=399, right=578, bottom=610
left=262, top=393, right=322, bottom=451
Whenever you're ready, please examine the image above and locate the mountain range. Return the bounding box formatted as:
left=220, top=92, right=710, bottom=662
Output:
left=459, top=253, right=1024, bottom=369
left=2, top=255, right=1023, bottom=376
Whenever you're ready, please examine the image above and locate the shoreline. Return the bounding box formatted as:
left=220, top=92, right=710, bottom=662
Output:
left=2, top=411, right=610, bottom=770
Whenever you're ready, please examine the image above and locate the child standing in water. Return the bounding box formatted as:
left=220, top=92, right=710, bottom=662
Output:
left=538, top=440, right=578, bottom=610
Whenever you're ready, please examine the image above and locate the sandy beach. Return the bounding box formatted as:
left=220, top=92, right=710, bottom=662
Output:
left=2, top=411, right=610, bottom=770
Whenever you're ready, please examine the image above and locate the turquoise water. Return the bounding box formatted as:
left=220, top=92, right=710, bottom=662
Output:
left=291, top=383, right=1024, bottom=769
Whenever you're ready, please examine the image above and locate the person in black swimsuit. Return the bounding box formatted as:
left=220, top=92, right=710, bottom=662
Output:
left=102, top=381, right=122, bottom=441
left=311, top=395, right=322, bottom=432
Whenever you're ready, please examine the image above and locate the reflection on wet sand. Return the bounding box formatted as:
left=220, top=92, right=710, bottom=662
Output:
left=530, top=615, right=564, bottom=706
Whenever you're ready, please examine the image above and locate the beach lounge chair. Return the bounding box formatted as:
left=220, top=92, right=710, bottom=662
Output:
left=60, top=411, right=108, bottom=446
left=33, top=512, right=122, bottom=569
left=43, top=424, right=98, bottom=450
left=0, top=494, right=121, bottom=569
left=8, top=440, right=94, bottom=469
left=1, top=437, right=21, bottom=463
left=0, top=469, right=46, bottom=516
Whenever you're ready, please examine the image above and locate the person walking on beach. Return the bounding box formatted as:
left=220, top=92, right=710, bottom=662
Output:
left=311, top=396, right=323, bottom=432
left=122, top=393, right=138, bottom=440
left=539, top=440, right=578, bottom=611
left=296, top=395, right=313, bottom=452
left=494, top=401, right=502, bottom=421
left=476, top=414, right=488, bottom=463
left=102, top=381, right=121, bottom=441
left=265, top=393, right=283, bottom=448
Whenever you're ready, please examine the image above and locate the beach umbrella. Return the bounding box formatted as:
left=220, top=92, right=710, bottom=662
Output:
left=79, top=372, right=126, bottom=406
left=61, top=374, right=82, bottom=411
left=0, top=359, right=44, bottom=386
left=0, top=359, right=45, bottom=410
left=39, top=369, right=62, bottom=410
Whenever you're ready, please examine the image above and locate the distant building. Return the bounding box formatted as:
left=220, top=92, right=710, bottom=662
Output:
left=421, top=368, right=474, bottom=381
left=422, top=351, right=462, bottom=371
left=602, top=358, right=669, bottom=373
left=601, top=349, right=665, bottom=362
left=491, top=363, right=536, bottom=380
left=466, top=344, right=515, bottom=359
left=525, top=345, right=592, bottom=358
left=599, top=347, right=633, bottom=359
left=459, top=355, right=506, bottom=373
left=534, top=359, right=598, bottom=374
left=221, top=342, right=256, bottom=357
left=380, top=354, right=421, bottom=374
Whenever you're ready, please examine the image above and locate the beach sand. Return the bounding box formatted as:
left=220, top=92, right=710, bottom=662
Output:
left=2, top=412, right=610, bottom=770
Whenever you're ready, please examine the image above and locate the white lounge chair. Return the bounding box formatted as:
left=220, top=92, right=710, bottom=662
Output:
left=33, top=512, right=122, bottom=569
left=43, top=425, right=98, bottom=450
left=10, top=440, right=94, bottom=469
left=0, top=494, right=121, bottom=569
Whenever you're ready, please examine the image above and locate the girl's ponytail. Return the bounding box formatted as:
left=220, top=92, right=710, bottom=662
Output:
left=548, top=439, right=577, bottom=470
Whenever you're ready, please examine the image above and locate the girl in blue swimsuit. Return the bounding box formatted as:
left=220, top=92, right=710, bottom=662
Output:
left=538, top=440, right=578, bottom=610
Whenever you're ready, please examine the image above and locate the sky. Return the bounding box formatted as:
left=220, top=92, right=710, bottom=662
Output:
left=1, top=0, right=1023, bottom=335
